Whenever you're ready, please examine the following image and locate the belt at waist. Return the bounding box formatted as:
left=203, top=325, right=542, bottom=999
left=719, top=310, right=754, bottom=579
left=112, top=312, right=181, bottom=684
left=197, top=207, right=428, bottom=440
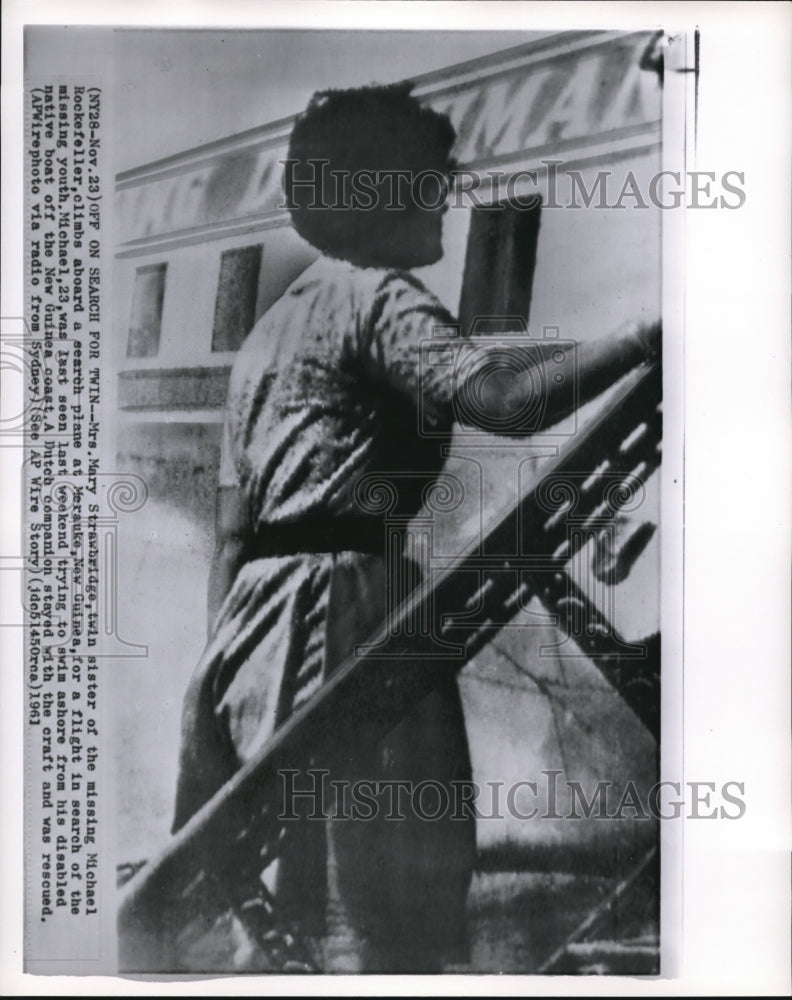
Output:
left=252, top=516, right=390, bottom=557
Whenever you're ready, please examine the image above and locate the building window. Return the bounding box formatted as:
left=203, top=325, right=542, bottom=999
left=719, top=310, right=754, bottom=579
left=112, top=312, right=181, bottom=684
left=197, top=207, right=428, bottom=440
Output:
left=211, top=244, right=263, bottom=352
left=253, top=241, right=318, bottom=322
left=127, top=263, right=167, bottom=358
left=458, top=197, right=542, bottom=336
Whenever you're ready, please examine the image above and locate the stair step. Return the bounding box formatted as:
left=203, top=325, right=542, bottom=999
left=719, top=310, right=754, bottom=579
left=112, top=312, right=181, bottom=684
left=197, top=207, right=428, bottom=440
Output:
left=555, top=938, right=659, bottom=975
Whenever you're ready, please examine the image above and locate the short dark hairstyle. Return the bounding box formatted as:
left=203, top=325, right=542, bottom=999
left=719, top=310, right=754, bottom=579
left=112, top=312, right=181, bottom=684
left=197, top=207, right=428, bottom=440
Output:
left=284, top=83, right=456, bottom=258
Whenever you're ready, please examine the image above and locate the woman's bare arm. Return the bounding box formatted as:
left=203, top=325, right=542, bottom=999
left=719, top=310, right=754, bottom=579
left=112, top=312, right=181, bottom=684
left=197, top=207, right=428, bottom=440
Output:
left=468, top=320, right=660, bottom=434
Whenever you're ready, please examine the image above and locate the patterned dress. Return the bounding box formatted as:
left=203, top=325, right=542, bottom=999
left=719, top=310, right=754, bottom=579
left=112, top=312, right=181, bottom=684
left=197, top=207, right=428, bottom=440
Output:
left=173, top=255, right=476, bottom=971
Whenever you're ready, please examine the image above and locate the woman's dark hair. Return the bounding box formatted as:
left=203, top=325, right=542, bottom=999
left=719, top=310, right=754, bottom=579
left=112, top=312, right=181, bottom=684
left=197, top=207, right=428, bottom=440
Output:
left=284, top=83, right=456, bottom=258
